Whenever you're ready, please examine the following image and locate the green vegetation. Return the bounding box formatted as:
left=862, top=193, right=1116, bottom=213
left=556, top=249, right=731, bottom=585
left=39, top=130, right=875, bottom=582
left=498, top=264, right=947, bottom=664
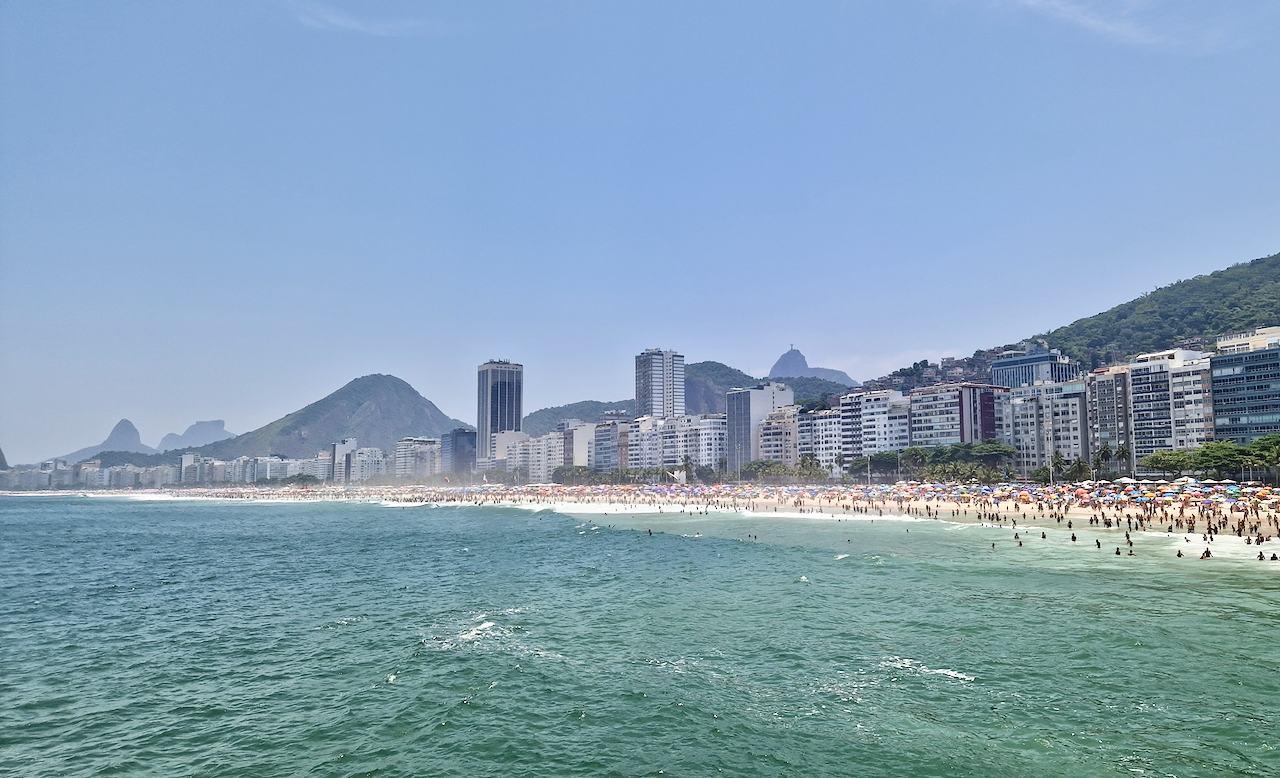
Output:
left=278, top=474, right=320, bottom=486
left=1138, top=436, right=1280, bottom=481
left=522, top=400, right=635, bottom=438
left=1038, top=252, right=1280, bottom=367
left=551, top=465, right=595, bottom=485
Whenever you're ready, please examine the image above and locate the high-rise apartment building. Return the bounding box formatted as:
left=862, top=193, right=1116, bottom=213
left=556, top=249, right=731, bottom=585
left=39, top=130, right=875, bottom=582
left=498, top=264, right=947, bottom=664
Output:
left=635, top=348, right=685, bottom=418
left=840, top=389, right=910, bottom=460
left=908, top=383, right=1012, bottom=449
left=477, top=360, right=523, bottom=468
left=1086, top=365, right=1131, bottom=469
left=1211, top=327, right=1280, bottom=445
left=395, top=437, right=442, bottom=479
left=798, top=408, right=844, bottom=476
left=1010, top=380, right=1088, bottom=476
left=1127, top=350, right=1210, bottom=472
left=726, top=382, right=793, bottom=474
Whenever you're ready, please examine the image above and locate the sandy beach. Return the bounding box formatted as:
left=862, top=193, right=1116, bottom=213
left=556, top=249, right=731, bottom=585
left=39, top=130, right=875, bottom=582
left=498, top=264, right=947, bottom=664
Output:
left=8, top=479, right=1278, bottom=564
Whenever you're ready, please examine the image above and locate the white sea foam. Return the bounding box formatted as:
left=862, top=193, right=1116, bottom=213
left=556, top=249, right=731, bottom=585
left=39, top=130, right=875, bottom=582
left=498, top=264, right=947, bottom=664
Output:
left=880, top=656, right=973, bottom=681
left=835, top=554, right=849, bottom=560
left=459, top=621, right=496, bottom=642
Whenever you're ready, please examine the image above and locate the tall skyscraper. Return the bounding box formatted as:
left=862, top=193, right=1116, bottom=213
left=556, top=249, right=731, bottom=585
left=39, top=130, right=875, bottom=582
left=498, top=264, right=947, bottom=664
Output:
left=477, top=360, right=523, bottom=466
left=635, top=348, right=685, bottom=418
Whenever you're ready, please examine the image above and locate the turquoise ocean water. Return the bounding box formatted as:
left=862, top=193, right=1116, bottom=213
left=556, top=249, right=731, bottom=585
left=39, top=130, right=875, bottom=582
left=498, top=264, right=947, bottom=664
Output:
left=2, top=495, right=1278, bottom=777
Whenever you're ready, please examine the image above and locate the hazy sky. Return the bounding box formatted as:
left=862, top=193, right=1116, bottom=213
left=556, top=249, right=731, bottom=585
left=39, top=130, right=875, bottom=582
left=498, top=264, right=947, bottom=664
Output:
left=3, top=1, right=1279, bottom=463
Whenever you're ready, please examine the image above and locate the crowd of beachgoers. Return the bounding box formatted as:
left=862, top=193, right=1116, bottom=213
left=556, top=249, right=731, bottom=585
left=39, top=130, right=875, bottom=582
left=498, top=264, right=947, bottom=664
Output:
left=12, top=478, right=1280, bottom=561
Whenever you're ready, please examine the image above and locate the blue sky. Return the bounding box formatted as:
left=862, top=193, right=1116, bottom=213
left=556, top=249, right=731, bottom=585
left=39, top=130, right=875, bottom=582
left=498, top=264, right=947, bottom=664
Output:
left=2, top=1, right=1279, bottom=463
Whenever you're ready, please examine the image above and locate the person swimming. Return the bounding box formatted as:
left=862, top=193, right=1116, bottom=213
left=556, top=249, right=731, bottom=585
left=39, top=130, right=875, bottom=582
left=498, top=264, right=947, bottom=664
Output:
left=1115, top=547, right=1121, bottom=555
left=1096, top=539, right=1101, bottom=548
left=1177, top=549, right=1183, bottom=557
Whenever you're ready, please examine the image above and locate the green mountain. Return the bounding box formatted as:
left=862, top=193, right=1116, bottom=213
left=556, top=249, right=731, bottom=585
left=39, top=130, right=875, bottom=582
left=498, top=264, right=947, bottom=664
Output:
left=685, top=361, right=759, bottom=414
left=1037, top=251, right=1280, bottom=367
left=85, top=374, right=468, bottom=465
left=522, top=399, right=636, bottom=438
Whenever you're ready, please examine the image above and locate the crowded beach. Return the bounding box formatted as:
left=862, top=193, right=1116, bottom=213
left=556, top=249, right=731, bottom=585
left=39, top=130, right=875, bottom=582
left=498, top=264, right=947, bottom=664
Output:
left=30, top=477, right=1280, bottom=562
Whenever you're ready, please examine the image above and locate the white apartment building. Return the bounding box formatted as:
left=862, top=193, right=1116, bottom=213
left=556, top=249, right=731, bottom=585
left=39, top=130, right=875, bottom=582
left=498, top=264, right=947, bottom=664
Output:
left=560, top=420, right=597, bottom=470
left=1127, top=349, right=1211, bottom=472
left=1010, top=380, right=1088, bottom=476
left=635, top=348, right=686, bottom=418
left=908, top=383, right=1012, bottom=449
left=349, top=448, right=387, bottom=482
left=841, top=389, right=911, bottom=460
left=758, top=406, right=800, bottom=468
left=395, top=437, right=442, bottom=479
left=1171, top=361, right=1214, bottom=450
left=1216, top=326, right=1280, bottom=355
left=798, top=408, right=844, bottom=477
left=625, top=416, right=665, bottom=471
left=506, top=432, right=566, bottom=483
left=658, top=414, right=727, bottom=470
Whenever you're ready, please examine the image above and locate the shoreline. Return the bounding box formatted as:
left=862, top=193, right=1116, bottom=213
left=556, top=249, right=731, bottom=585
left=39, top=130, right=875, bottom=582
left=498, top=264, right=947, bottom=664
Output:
left=5, top=483, right=1278, bottom=566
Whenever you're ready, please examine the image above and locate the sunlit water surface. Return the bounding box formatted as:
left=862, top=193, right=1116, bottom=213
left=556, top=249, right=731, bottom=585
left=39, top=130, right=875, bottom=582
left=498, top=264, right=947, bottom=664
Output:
left=2, top=496, right=1278, bottom=777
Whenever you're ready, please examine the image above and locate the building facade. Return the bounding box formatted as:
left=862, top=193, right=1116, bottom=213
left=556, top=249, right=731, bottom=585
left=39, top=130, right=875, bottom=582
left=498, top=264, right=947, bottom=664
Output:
left=726, top=382, right=794, bottom=473
left=395, top=437, right=442, bottom=479
left=757, top=406, right=800, bottom=468
left=477, top=360, right=523, bottom=469
left=1211, top=333, right=1280, bottom=445
left=441, top=428, right=477, bottom=475
left=635, top=348, right=685, bottom=419
left=990, top=348, right=1080, bottom=388
left=1010, top=380, right=1088, bottom=476
left=1126, top=350, right=1211, bottom=472
left=798, top=408, right=844, bottom=476
left=907, top=383, right=1012, bottom=449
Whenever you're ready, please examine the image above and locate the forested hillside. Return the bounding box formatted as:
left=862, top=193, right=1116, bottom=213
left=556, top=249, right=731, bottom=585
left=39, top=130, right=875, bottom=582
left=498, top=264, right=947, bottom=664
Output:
left=1038, top=252, right=1280, bottom=367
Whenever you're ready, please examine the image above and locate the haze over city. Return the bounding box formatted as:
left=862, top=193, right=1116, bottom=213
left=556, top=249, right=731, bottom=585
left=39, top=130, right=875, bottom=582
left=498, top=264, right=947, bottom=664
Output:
left=3, top=1, right=1280, bottom=463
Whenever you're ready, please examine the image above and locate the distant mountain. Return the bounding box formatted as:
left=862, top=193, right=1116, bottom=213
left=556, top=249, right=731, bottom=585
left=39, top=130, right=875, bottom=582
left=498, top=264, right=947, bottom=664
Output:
left=522, top=400, right=636, bottom=438
left=62, top=419, right=157, bottom=463
left=768, top=348, right=856, bottom=385
left=0, top=446, right=7, bottom=470
left=86, top=375, right=468, bottom=466
left=685, top=361, right=759, bottom=414
left=1037, top=251, right=1280, bottom=367
left=159, top=420, right=235, bottom=452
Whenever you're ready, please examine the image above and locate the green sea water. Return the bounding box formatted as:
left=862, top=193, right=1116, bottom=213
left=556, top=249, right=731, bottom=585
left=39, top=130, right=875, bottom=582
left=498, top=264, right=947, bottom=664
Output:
left=2, top=495, right=1278, bottom=777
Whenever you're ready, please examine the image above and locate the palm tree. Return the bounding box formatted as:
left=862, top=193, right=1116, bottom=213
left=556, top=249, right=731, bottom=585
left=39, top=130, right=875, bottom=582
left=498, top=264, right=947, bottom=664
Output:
left=1050, top=450, right=1067, bottom=483
left=1097, top=442, right=1113, bottom=475
left=1114, top=444, right=1132, bottom=477
left=1067, top=457, right=1091, bottom=482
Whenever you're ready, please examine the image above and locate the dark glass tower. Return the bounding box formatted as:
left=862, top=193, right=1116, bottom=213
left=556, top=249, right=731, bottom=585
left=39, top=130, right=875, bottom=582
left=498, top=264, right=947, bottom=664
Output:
left=477, top=360, right=523, bottom=464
